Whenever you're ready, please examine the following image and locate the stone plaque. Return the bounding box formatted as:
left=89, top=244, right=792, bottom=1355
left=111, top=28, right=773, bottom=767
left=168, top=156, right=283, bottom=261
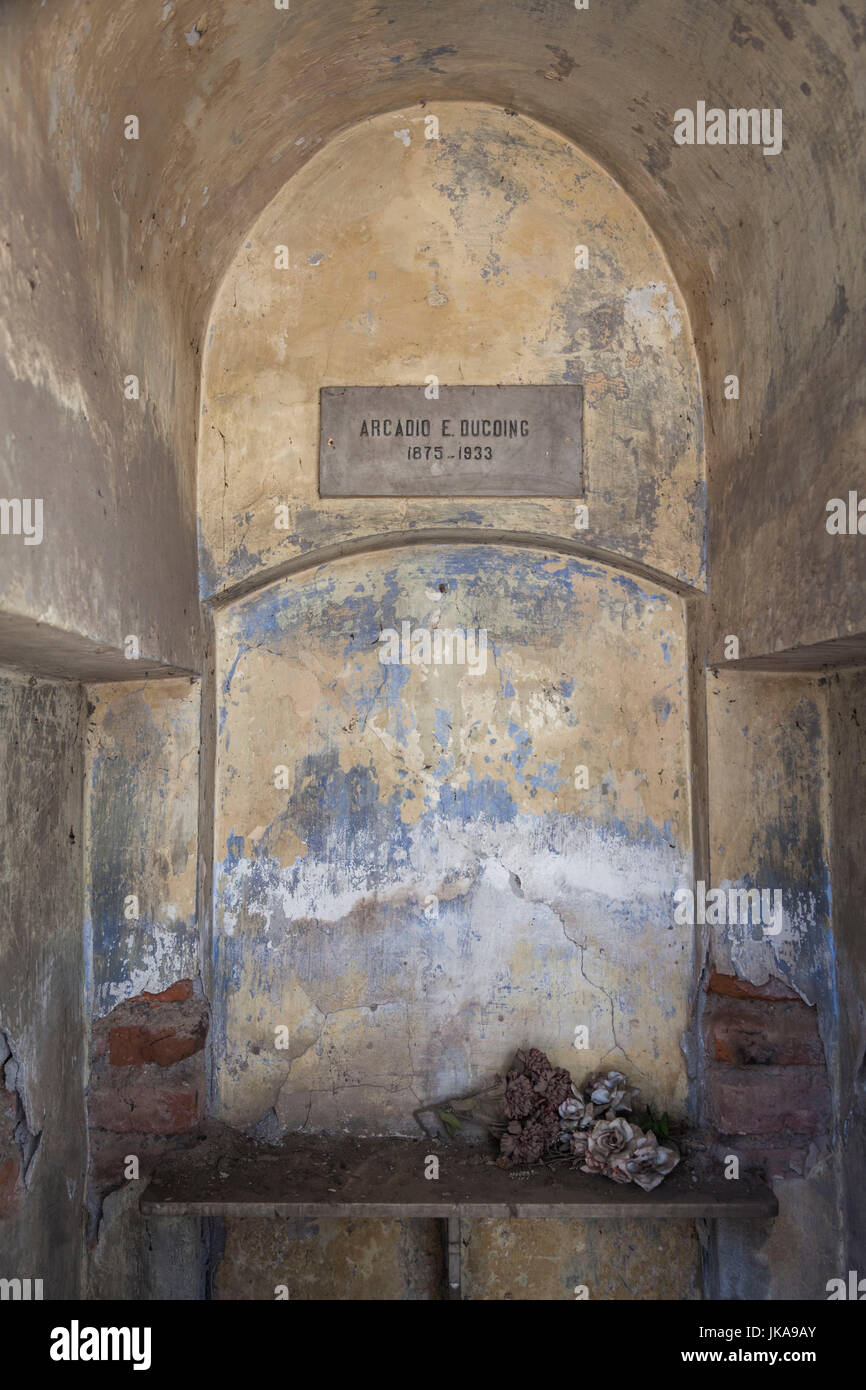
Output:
left=318, top=385, right=583, bottom=498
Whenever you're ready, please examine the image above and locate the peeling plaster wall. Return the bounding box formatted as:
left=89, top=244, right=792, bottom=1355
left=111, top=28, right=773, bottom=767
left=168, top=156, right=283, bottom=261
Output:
left=85, top=679, right=201, bottom=1016
left=213, top=545, right=693, bottom=1127
left=0, top=669, right=87, bottom=1298
left=199, top=103, right=704, bottom=597
left=705, top=668, right=842, bottom=1299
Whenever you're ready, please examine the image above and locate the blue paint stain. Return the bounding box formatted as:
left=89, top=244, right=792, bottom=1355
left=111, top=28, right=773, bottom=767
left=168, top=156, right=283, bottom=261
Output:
left=434, top=706, right=452, bottom=749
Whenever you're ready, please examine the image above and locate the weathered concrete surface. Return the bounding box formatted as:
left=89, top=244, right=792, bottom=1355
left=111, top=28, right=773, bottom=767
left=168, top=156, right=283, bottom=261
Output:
left=461, top=1217, right=701, bottom=1300
left=211, top=1211, right=700, bottom=1301
left=84, top=679, right=201, bottom=1015
left=213, top=1213, right=702, bottom=1300
left=214, top=1215, right=444, bottom=1301
left=87, top=1180, right=206, bottom=1301
left=200, top=103, right=703, bottom=596
left=0, top=668, right=87, bottom=1298
left=213, top=545, right=692, bottom=1136
left=704, top=668, right=843, bottom=1297
left=712, top=1175, right=841, bottom=1303
left=705, top=671, right=833, bottom=1010
left=0, top=6, right=200, bottom=676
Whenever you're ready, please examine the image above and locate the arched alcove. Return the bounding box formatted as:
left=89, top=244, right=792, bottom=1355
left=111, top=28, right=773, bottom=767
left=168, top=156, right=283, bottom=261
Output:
left=197, top=102, right=705, bottom=601
left=212, top=542, right=693, bottom=1132
left=193, top=100, right=709, bottom=1297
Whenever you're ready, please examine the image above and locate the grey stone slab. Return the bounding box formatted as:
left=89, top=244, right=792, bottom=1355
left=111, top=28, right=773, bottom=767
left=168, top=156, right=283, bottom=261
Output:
left=319, top=385, right=583, bottom=498
left=141, top=1133, right=778, bottom=1221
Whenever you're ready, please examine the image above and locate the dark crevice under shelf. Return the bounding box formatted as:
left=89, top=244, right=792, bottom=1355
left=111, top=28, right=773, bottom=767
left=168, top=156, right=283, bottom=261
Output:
left=140, top=1133, right=779, bottom=1221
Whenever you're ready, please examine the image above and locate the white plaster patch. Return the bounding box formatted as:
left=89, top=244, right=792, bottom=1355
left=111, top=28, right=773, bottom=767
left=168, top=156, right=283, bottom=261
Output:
left=624, top=281, right=682, bottom=339
left=97, top=923, right=198, bottom=1013
left=216, top=812, right=691, bottom=1131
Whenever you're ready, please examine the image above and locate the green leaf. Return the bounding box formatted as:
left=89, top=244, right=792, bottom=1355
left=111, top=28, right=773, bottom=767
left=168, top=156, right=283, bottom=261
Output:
left=439, top=1109, right=462, bottom=1133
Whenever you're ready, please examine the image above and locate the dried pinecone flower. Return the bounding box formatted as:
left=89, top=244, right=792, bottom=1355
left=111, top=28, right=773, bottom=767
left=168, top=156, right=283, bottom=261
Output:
left=498, top=1119, right=523, bottom=1161
left=518, top=1047, right=552, bottom=1080
left=538, top=1066, right=572, bottom=1108
left=513, top=1120, right=546, bottom=1165
left=504, top=1072, right=536, bottom=1119
left=540, top=1107, right=561, bottom=1146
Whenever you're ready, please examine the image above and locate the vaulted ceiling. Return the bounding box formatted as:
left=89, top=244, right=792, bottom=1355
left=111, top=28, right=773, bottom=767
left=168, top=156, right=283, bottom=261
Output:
left=1, top=0, right=863, bottom=675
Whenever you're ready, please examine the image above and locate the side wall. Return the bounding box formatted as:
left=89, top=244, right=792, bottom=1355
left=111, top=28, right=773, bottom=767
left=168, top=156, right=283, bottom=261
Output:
left=826, top=667, right=866, bottom=1274
left=0, top=669, right=88, bottom=1299
left=704, top=669, right=843, bottom=1299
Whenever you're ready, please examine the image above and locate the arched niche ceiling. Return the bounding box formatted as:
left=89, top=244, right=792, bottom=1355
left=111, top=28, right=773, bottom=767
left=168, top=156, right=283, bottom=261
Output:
left=4, top=0, right=863, bottom=667
left=199, top=102, right=703, bottom=596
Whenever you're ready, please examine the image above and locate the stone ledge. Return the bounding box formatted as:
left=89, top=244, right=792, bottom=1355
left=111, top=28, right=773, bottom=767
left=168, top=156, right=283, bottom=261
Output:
left=140, top=1133, right=778, bottom=1221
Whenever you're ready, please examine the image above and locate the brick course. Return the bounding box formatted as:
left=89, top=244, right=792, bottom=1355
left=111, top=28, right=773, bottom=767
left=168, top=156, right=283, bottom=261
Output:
left=704, top=971, right=831, bottom=1177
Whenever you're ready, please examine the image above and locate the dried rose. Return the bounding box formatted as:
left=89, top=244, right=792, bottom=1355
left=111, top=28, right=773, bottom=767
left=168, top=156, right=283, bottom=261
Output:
left=580, top=1150, right=607, bottom=1175
left=558, top=1088, right=584, bottom=1133
left=559, top=1086, right=584, bottom=1121
left=586, top=1116, right=635, bottom=1164
left=579, top=1100, right=597, bottom=1128
left=605, top=1123, right=644, bottom=1184
left=586, top=1070, right=640, bottom=1113
left=625, top=1131, right=680, bottom=1192
left=606, top=1154, right=637, bottom=1184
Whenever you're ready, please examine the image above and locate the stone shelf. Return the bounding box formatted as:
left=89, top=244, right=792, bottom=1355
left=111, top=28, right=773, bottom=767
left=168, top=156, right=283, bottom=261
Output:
left=140, top=1133, right=778, bottom=1221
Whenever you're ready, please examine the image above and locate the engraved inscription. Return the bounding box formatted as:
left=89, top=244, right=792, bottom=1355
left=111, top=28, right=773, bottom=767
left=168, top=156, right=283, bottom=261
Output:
left=318, top=385, right=583, bottom=498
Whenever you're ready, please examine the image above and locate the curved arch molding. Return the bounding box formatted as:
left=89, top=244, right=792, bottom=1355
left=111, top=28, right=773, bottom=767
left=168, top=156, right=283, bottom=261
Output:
left=198, top=102, right=705, bottom=606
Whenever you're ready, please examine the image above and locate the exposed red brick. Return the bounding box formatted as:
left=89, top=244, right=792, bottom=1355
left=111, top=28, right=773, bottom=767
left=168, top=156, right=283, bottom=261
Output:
left=92, top=988, right=208, bottom=1070
left=0, top=1157, right=22, bottom=1218
left=708, top=1068, right=831, bottom=1136
left=108, top=1019, right=206, bottom=1068
left=705, top=999, right=825, bottom=1067
left=140, top=980, right=194, bottom=1008
left=706, top=972, right=801, bottom=1002
left=88, top=1080, right=201, bottom=1134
